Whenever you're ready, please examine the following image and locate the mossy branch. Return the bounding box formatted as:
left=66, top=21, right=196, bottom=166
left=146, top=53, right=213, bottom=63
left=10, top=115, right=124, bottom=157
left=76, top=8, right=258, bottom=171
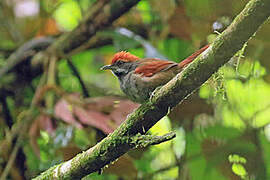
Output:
left=131, top=132, right=176, bottom=147
left=34, top=0, right=270, bottom=179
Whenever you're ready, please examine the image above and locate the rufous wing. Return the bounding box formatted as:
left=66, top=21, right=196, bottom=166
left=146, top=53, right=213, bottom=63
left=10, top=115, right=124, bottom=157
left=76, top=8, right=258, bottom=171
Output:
left=135, top=59, right=178, bottom=77
left=134, top=45, right=209, bottom=77
left=179, top=44, right=209, bottom=68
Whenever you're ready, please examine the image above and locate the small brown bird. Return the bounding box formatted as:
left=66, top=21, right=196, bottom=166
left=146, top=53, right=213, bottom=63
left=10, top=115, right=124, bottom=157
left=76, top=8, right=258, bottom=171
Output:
left=101, top=45, right=209, bottom=103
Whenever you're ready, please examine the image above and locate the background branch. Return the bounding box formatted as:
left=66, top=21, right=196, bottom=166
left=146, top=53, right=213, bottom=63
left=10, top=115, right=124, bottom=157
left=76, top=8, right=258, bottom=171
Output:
left=66, top=58, right=90, bottom=98
left=0, top=97, right=13, bottom=128
left=47, top=0, right=140, bottom=54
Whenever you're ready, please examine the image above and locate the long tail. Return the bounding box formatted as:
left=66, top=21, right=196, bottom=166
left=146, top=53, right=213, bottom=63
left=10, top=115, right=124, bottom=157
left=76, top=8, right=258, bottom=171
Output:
left=179, top=44, right=210, bottom=68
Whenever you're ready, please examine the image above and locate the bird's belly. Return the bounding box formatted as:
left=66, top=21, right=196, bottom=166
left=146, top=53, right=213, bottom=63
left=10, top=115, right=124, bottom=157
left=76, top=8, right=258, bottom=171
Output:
left=119, top=72, right=152, bottom=103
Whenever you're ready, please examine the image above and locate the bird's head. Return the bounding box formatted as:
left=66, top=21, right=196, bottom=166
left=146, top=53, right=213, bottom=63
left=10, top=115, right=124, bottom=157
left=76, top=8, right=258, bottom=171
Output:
left=101, top=51, right=140, bottom=77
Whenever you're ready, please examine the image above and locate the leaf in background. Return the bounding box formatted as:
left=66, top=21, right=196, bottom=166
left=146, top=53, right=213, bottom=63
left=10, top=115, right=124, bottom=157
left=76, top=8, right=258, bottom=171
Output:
left=105, top=99, right=140, bottom=126
left=73, top=107, right=114, bottom=134
left=83, top=97, right=140, bottom=130
left=53, top=1, right=82, bottom=31
left=54, top=94, right=139, bottom=134
left=231, top=163, right=247, bottom=179
left=224, top=78, right=270, bottom=128
left=54, top=97, right=83, bottom=129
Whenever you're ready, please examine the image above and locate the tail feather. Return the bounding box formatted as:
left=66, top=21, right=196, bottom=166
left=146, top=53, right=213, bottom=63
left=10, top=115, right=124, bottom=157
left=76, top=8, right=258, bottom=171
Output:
left=179, top=44, right=210, bottom=68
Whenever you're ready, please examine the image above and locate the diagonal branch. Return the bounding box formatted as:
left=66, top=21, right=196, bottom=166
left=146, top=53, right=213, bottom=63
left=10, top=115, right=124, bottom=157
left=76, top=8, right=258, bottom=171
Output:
left=34, top=0, right=270, bottom=179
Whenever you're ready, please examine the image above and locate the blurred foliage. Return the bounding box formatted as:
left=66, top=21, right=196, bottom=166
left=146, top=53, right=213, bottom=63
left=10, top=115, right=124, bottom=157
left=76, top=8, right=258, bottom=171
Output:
left=53, top=1, right=82, bottom=31
left=0, top=0, right=270, bottom=180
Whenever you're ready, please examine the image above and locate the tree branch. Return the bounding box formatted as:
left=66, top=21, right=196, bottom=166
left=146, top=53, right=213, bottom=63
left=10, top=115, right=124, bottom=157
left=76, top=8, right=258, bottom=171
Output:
left=47, top=0, right=140, bottom=55
left=0, top=37, right=54, bottom=78
left=33, top=0, right=270, bottom=179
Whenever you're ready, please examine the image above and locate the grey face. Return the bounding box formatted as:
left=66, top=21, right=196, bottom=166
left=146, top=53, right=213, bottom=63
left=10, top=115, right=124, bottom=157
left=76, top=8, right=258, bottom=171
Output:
left=101, top=60, right=138, bottom=79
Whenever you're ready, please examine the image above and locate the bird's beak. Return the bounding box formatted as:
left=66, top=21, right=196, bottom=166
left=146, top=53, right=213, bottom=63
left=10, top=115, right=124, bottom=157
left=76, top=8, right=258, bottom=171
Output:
left=100, top=64, right=113, bottom=70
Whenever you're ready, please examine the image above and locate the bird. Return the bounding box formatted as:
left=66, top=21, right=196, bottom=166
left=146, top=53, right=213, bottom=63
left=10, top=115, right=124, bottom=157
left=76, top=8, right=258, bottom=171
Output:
left=101, top=45, right=209, bottom=103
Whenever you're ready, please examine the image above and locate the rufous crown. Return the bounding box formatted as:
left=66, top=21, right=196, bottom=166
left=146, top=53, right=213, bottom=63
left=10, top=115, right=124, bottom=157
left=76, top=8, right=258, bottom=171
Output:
left=111, top=51, right=139, bottom=64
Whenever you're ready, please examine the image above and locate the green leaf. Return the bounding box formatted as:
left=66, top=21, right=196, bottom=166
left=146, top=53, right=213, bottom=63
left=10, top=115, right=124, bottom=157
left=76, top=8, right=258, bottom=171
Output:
left=53, top=1, right=82, bottom=31
left=228, top=154, right=247, bottom=164
left=232, top=163, right=247, bottom=178
left=199, top=83, right=212, bottom=99
left=224, top=78, right=270, bottom=127
left=40, top=131, right=50, bottom=144
left=137, top=1, right=152, bottom=23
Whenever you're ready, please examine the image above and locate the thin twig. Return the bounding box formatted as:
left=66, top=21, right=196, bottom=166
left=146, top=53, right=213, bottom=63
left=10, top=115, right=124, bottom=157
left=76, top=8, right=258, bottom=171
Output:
left=46, top=56, right=58, bottom=109
left=235, top=43, right=247, bottom=75
left=0, top=97, right=13, bottom=128
left=0, top=137, right=21, bottom=180
left=66, top=58, right=90, bottom=97
left=132, top=132, right=176, bottom=147
left=141, top=162, right=180, bottom=180
left=0, top=110, right=32, bottom=180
